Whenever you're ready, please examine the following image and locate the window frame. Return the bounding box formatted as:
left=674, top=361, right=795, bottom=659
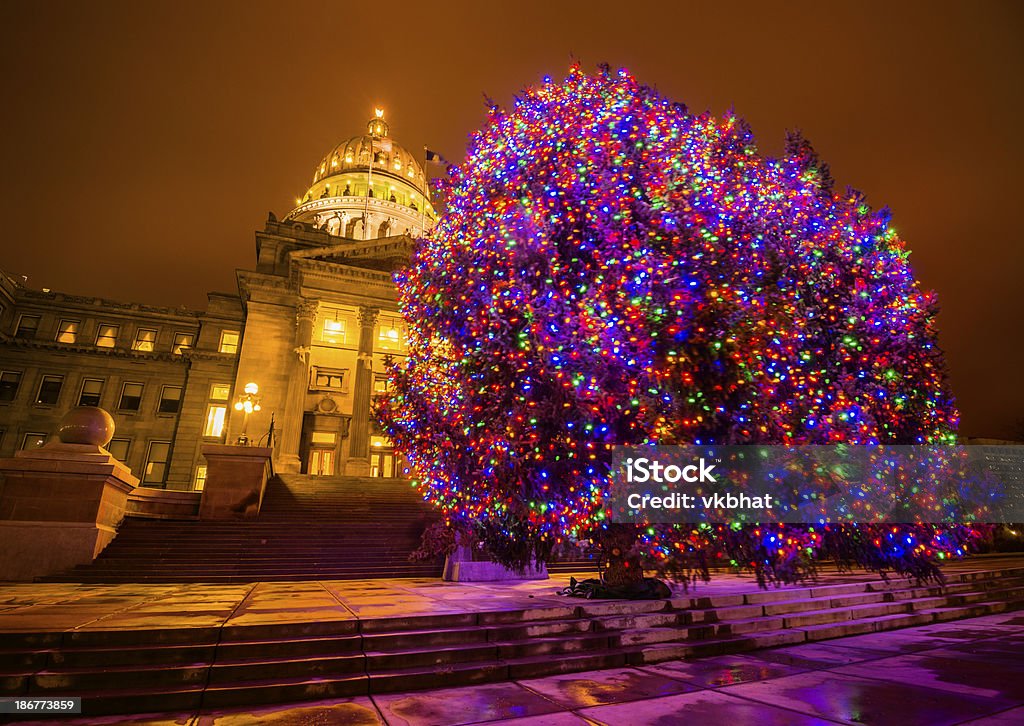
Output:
left=14, top=314, right=40, bottom=339
left=218, top=330, right=240, bottom=355
left=118, top=381, right=145, bottom=412
left=193, top=464, right=208, bottom=491
left=203, top=404, right=228, bottom=438
left=209, top=382, right=231, bottom=402
left=142, top=440, right=171, bottom=486
left=321, top=317, right=347, bottom=345
left=35, top=374, right=64, bottom=405
left=78, top=377, right=104, bottom=407
left=95, top=323, right=120, bottom=348
left=157, top=384, right=183, bottom=414
left=0, top=370, right=22, bottom=402
left=107, top=437, right=131, bottom=461
left=172, top=331, right=195, bottom=355
left=376, top=317, right=406, bottom=351
left=55, top=319, right=80, bottom=344
left=22, top=432, right=48, bottom=450
left=132, top=327, right=158, bottom=352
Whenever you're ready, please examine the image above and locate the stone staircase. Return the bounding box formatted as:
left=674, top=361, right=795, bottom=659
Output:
left=42, top=475, right=443, bottom=583
left=4, top=564, right=1023, bottom=717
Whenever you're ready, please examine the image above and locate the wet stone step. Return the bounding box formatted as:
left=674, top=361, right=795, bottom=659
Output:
left=207, top=653, right=365, bottom=684
left=201, top=674, right=368, bottom=708
left=365, top=642, right=499, bottom=670
left=49, top=643, right=218, bottom=669
left=30, top=663, right=209, bottom=692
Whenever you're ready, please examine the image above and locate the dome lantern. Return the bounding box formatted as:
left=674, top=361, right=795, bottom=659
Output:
left=367, top=108, right=389, bottom=138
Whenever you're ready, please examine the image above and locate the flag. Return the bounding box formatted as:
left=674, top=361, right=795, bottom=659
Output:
left=424, top=148, right=447, bottom=164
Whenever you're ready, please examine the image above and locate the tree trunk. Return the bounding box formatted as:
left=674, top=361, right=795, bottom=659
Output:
left=598, top=524, right=645, bottom=588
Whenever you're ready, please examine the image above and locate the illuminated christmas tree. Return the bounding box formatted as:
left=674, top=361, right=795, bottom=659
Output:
left=378, top=66, right=986, bottom=587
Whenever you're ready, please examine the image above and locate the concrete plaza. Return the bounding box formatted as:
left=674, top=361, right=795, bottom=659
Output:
left=6, top=610, right=1020, bottom=725
left=2, top=555, right=1022, bottom=725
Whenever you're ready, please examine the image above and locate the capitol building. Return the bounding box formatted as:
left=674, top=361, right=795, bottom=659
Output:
left=0, top=110, right=435, bottom=489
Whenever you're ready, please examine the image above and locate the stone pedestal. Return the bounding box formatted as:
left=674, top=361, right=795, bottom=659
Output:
left=199, top=445, right=272, bottom=519
left=442, top=546, right=549, bottom=582
left=0, top=443, right=139, bottom=581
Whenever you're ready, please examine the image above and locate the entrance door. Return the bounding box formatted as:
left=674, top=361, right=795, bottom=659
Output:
left=309, top=449, right=335, bottom=476
left=370, top=435, right=396, bottom=478
left=370, top=450, right=395, bottom=478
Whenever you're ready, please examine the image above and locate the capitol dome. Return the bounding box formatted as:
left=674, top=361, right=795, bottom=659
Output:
left=285, top=109, right=436, bottom=240
left=311, top=111, right=429, bottom=195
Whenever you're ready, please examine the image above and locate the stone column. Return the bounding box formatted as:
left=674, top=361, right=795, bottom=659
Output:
left=345, top=306, right=378, bottom=476
left=277, top=298, right=318, bottom=473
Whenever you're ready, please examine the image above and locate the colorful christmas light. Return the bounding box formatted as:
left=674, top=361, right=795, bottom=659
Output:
left=377, top=66, right=988, bottom=583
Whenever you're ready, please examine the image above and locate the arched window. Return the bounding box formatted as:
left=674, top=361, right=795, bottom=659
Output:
left=377, top=219, right=391, bottom=238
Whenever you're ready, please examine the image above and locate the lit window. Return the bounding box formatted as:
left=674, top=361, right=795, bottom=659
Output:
left=311, top=431, right=336, bottom=445
left=219, top=330, right=240, bottom=354
left=158, top=385, right=182, bottom=414
left=377, top=319, right=404, bottom=349
left=22, top=432, right=48, bottom=450
left=15, top=315, right=40, bottom=339
left=78, top=378, right=104, bottom=407
left=370, top=435, right=392, bottom=449
left=107, top=438, right=130, bottom=461
left=143, top=441, right=171, bottom=485
left=322, top=317, right=346, bottom=344
left=36, top=375, right=64, bottom=405
left=133, top=328, right=157, bottom=352
left=95, top=324, right=119, bottom=348
left=373, top=375, right=390, bottom=394
left=118, top=382, right=144, bottom=412
left=0, top=370, right=22, bottom=402
left=204, top=405, right=227, bottom=437
left=56, top=319, right=79, bottom=344
left=172, top=332, right=195, bottom=355
left=194, top=464, right=207, bottom=491
left=210, top=383, right=231, bottom=402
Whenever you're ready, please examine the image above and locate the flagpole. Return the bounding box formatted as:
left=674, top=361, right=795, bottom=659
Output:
left=364, top=111, right=377, bottom=240
left=420, top=147, right=428, bottom=236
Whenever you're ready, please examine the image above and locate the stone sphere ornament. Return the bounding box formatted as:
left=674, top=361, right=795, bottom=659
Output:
left=57, top=406, right=116, bottom=447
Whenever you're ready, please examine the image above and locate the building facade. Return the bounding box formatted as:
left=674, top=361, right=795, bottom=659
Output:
left=0, top=110, right=434, bottom=488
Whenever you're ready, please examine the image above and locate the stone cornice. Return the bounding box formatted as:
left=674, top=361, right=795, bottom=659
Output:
left=17, top=289, right=202, bottom=320
left=1, top=338, right=194, bottom=364
left=236, top=269, right=296, bottom=303
left=292, top=260, right=398, bottom=297
left=184, top=349, right=241, bottom=363
left=287, top=234, right=413, bottom=265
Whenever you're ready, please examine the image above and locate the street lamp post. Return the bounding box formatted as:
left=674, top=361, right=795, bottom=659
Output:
left=234, top=382, right=261, bottom=446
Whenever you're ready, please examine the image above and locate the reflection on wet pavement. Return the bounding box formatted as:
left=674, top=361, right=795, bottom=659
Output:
left=14, top=611, right=1022, bottom=725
